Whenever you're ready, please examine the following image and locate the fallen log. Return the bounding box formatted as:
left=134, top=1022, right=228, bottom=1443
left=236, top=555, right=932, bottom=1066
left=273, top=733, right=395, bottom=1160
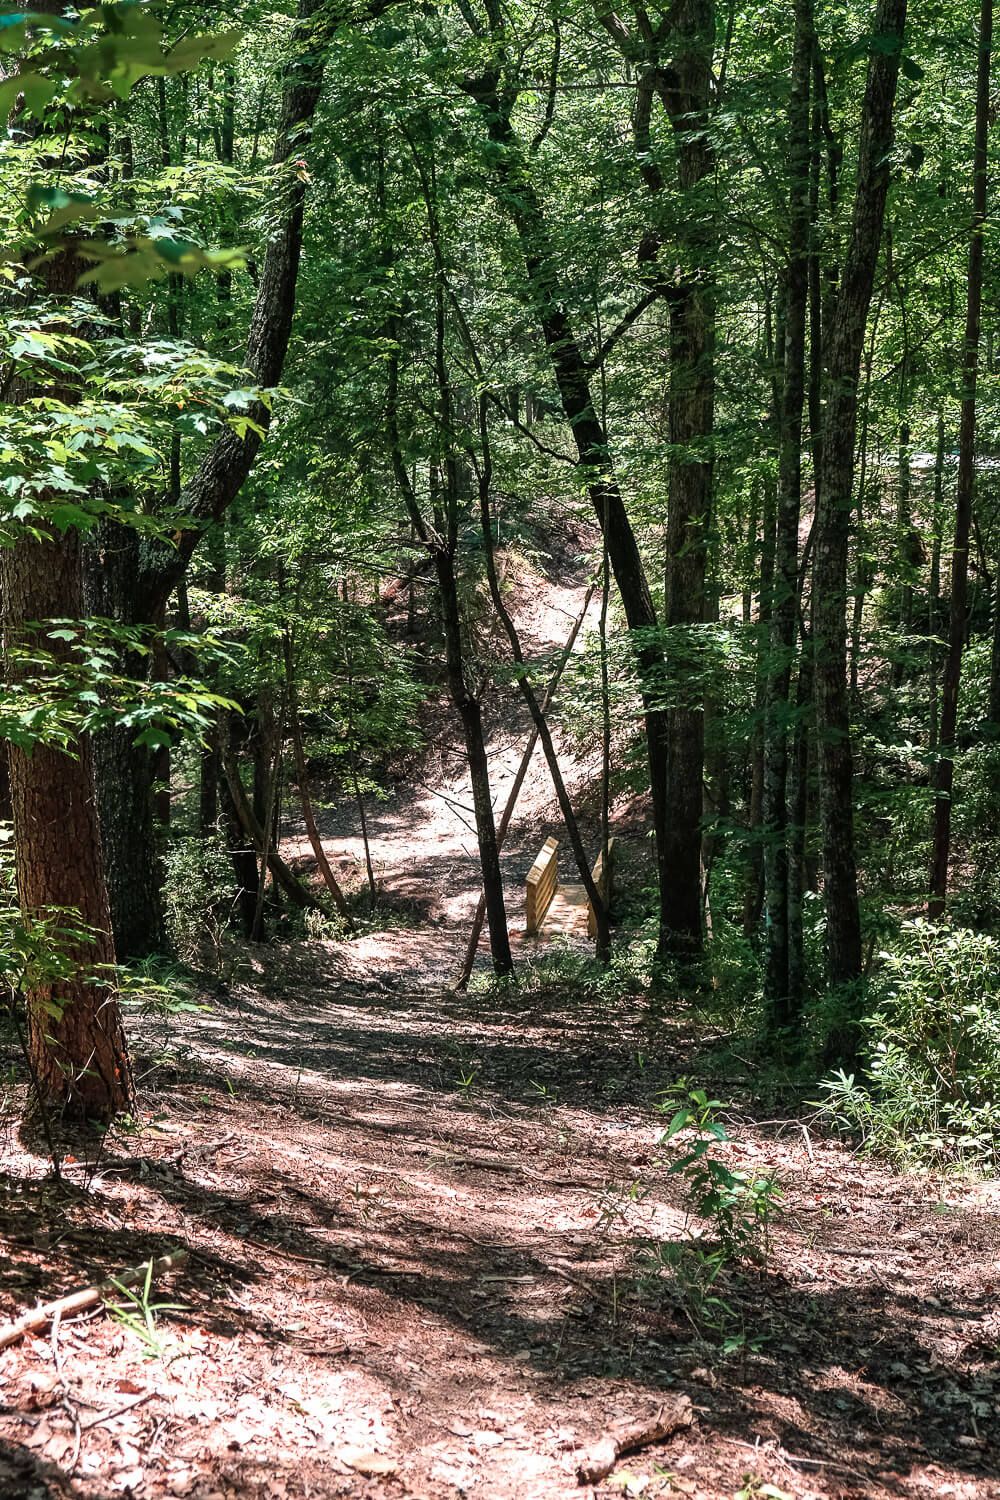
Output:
left=0, top=1250, right=189, bottom=1352
left=576, top=1395, right=694, bottom=1485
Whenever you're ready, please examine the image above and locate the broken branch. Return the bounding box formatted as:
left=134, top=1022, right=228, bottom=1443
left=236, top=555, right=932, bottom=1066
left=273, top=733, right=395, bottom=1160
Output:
left=576, top=1395, right=694, bottom=1485
left=0, top=1250, right=189, bottom=1352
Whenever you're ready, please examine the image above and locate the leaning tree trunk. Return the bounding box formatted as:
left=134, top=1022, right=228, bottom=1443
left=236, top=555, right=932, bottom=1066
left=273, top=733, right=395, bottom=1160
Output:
left=928, top=0, right=992, bottom=915
left=812, top=0, right=907, bottom=990
left=464, top=71, right=674, bottom=958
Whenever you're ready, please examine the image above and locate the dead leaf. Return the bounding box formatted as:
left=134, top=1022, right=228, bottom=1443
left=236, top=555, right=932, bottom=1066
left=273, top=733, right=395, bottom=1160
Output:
left=339, top=1448, right=398, bottom=1476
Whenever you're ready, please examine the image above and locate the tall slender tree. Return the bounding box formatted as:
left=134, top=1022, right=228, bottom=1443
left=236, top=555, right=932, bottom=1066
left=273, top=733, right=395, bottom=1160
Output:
left=812, top=0, right=907, bottom=992
left=928, top=0, right=992, bottom=915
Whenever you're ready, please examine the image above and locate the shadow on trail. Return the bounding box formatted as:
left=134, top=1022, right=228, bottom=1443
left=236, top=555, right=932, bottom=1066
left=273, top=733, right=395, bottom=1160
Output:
left=165, top=951, right=690, bottom=1119
left=89, top=1132, right=1000, bottom=1496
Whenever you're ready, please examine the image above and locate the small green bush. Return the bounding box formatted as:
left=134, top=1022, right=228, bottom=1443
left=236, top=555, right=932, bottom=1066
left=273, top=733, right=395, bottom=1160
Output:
left=817, top=919, right=1000, bottom=1167
left=162, top=834, right=238, bottom=968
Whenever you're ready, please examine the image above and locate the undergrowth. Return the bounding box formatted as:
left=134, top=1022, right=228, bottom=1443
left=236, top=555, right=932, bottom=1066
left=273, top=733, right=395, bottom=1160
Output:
left=815, top=919, right=1000, bottom=1170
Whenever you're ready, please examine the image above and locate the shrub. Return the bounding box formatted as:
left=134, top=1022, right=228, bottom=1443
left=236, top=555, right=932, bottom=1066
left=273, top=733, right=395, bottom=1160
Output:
left=817, top=919, right=1000, bottom=1167
left=162, top=834, right=238, bottom=969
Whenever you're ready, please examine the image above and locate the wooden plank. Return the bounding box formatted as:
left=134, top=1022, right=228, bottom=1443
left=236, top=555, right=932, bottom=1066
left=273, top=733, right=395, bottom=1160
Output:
left=544, top=883, right=589, bottom=936
left=587, top=837, right=616, bottom=938
left=526, top=836, right=559, bottom=934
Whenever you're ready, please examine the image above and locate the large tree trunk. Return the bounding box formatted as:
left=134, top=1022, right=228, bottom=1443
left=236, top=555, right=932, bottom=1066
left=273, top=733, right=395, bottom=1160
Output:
left=928, top=0, right=992, bottom=915
left=3, top=527, right=133, bottom=1122
left=812, top=0, right=907, bottom=989
left=85, top=523, right=165, bottom=959
left=662, top=0, right=715, bottom=958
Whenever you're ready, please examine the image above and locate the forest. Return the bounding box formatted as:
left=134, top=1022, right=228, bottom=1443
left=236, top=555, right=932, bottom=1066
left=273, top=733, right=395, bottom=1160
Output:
left=0, top=0, right=998, bottom=1496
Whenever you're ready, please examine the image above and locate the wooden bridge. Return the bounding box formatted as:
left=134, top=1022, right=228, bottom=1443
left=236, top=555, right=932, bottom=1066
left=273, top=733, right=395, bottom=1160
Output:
left=525, top=836, right=615, bottom=939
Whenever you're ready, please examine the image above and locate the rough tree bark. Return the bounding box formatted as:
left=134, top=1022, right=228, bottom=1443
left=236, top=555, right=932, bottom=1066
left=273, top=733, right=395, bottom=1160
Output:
left=3, top=241, right=133, bottom=1120
left=661, top=0, right=715, bottom=958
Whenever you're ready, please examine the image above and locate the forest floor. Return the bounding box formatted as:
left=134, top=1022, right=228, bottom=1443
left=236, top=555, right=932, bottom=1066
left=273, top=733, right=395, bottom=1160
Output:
left=1, top=534, right=999, bottom=1499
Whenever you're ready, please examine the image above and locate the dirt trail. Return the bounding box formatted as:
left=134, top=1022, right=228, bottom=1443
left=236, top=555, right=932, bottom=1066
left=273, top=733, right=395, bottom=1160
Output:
left=1, top=541, right=999, bottom=1497
left=1, top=971, right=998, bottom=1499
left=283, top=557, right=604, bottom=988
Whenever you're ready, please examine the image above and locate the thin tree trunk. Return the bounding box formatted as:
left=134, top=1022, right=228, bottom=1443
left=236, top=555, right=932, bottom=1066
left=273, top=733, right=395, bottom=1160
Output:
left=929, top=0, right=992, bottom=914
left=283, top=643, right=353, bottom=923
left=464, top=70, right=674, bottom=959
left=221, top=744, right=329, bottom=918
left=763, top=0, right=811, bottom=1026
left=473, top=399, right=611, bottom=959
left=743, top=476, right=776, bottom=936
left=454, top=586, right=597, bottom=989
left=812, top=0, right=907, bottom=990
left=928, top=410, right=945, bottom=751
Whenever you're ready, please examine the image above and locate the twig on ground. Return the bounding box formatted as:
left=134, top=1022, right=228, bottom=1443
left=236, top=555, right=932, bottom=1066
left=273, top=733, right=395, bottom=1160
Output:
left=0, top=1251, right=189, bottom=1351
left=51, top=1307, right=83, bottom=1474
left=576, top=1396, right=694, bottom=1484
left=80, top=1389, right=157, bottom=1432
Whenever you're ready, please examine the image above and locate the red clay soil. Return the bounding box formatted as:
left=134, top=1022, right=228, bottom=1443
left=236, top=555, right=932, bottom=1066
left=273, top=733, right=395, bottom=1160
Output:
left=0, top=960, right=998, bottom=1500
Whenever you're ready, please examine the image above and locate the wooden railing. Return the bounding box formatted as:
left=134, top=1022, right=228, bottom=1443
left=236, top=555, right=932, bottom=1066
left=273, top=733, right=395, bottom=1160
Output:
left=525, top=835, right=616, bottom=939
left=587, top=838, right=616, bottom=938
left=525, top=836, right=559, bottom=934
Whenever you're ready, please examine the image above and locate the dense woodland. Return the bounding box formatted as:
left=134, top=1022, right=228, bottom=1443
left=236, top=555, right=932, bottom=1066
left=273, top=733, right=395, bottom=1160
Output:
left=0, top=1, right=999, bottom=1497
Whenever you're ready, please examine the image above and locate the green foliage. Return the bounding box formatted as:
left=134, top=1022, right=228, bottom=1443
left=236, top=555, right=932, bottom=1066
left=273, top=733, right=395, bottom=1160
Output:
left=630, top=1085, right=781, bottom=1357
left=162, top=834, right=240, bottom=970
left=0, top=618, right=236, bottom=754
left=104, top=1257, right=188, bottom=1360
left=0, top=4, right=244, bottom=290
left=816, top=920, right=1000, bottom=1167
left=658, top=1084, right=782, bottom=1261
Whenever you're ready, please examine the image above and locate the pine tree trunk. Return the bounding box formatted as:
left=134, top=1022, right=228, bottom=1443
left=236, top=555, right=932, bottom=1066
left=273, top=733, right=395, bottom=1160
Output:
left=3, top=528, right=133, bottom=1121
